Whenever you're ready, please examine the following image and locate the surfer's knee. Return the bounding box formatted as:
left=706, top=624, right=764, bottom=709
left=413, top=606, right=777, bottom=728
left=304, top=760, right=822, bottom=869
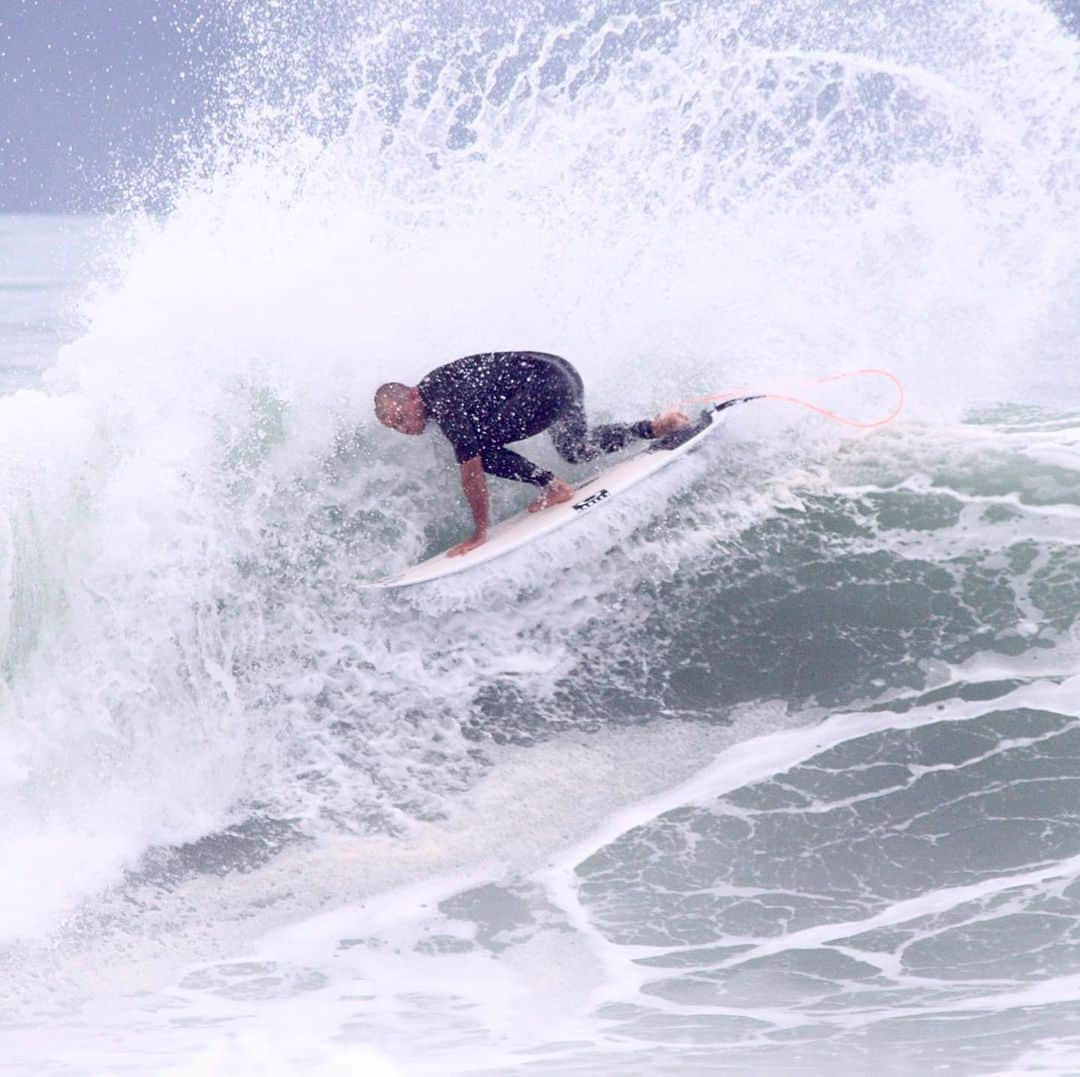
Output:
left=550, top=417, right=594, bottom=463
left=555, top=442, right=590, bottom=464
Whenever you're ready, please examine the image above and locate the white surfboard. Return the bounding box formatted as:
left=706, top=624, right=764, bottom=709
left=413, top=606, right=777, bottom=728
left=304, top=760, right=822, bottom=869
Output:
left=371, top=396, right=761, bottom=589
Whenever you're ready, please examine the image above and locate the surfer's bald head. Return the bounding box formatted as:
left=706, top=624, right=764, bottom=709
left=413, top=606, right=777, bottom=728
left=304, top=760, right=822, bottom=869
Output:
left=375, top=382, right=427, bottom=435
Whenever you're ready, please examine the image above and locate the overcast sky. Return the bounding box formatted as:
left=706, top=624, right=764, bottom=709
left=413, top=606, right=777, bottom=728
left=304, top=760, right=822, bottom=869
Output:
left=2, top=0, right=1077, bottom=214
left=0, top=0, right=231, bottom=212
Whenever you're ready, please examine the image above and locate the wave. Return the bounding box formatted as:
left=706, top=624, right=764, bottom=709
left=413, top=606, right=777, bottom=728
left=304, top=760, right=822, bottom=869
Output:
left=0, top=0, right=1077, bottom=954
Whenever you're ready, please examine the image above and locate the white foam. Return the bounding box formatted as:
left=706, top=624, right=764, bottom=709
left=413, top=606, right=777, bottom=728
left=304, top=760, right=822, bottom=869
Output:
left=1, top=0, right=1078, bottom=1070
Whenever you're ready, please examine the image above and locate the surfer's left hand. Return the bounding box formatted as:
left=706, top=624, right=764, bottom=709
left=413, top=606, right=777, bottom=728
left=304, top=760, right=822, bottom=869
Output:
left=448, top=531, right=487, bottom=557
left=651, top=409, right=692, bottom=436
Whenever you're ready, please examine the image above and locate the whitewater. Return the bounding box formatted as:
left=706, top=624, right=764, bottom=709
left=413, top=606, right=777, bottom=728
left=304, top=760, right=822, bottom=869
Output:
left=1, top=0, right=1078, bottom=1073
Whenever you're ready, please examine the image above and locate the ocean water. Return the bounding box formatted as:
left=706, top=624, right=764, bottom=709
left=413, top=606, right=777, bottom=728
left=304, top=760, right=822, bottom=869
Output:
left=1, top=1, right=1078, bottom=1074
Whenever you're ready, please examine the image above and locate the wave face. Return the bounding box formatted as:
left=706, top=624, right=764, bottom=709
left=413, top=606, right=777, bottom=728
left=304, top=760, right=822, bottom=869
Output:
left=1, top=1, right=1078, bottom=1072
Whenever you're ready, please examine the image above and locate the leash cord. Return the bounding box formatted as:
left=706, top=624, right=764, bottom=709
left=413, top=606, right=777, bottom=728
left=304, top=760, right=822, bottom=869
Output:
left=676, top=368, right=905, bottom=429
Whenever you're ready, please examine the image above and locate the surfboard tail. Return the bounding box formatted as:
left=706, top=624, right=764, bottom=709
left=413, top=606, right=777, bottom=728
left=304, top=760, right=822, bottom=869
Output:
left=649, top=409, right=715, bottom=451
left=712, top=394, right=765, bottom=414
left=650, top=395, right=763, bottom=453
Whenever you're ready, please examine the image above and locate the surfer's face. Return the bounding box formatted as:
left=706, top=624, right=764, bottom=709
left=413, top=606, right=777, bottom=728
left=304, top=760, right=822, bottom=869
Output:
left=377, top=392, right=427, bottom=435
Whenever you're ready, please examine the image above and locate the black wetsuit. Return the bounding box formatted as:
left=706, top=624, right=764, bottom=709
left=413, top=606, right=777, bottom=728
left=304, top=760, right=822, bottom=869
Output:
left=417, top=352, right=655, bottom=486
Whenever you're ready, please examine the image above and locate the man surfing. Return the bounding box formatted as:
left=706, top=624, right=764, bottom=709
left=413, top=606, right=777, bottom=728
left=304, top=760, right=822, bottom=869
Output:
left=374, top=351, right=690, bottom=557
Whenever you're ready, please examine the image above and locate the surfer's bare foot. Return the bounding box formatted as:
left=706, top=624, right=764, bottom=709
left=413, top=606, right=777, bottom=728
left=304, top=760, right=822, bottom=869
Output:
left=529, top=478, right=574, bottom=513
left=447, top=531, right=487, bottom=557
left=651, top=409, right=692, bottom=437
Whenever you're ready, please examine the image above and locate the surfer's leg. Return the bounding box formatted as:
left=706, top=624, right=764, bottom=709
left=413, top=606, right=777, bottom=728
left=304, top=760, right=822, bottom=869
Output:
left=479, top=447, right=552, bottom=487
left=540, top=356, right=653, bottom=462
left=480, top=447, right=573, bottom=512
left=550, top=401, right=654, bottom=463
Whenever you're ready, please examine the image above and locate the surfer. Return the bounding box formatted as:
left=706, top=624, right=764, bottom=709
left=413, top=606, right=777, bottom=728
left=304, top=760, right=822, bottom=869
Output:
left=374, top=351, right=691, bottom=556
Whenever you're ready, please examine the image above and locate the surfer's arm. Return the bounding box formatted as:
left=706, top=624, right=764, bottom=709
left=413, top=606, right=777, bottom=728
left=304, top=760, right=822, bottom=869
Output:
left=447, top=456, right=489, bottom=557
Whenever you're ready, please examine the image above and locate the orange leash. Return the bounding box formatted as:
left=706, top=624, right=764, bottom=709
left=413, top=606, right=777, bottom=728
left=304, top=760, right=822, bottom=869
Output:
left=676, top=368, right=905, bottom=429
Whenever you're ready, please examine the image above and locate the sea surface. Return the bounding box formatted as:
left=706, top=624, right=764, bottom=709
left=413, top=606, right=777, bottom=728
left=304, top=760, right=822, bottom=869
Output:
left=1, top=2, right=1079, bottom=1074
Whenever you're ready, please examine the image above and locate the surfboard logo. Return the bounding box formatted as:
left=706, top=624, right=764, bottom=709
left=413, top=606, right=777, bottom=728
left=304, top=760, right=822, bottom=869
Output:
left=572, top=488, right=609, bottom=511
